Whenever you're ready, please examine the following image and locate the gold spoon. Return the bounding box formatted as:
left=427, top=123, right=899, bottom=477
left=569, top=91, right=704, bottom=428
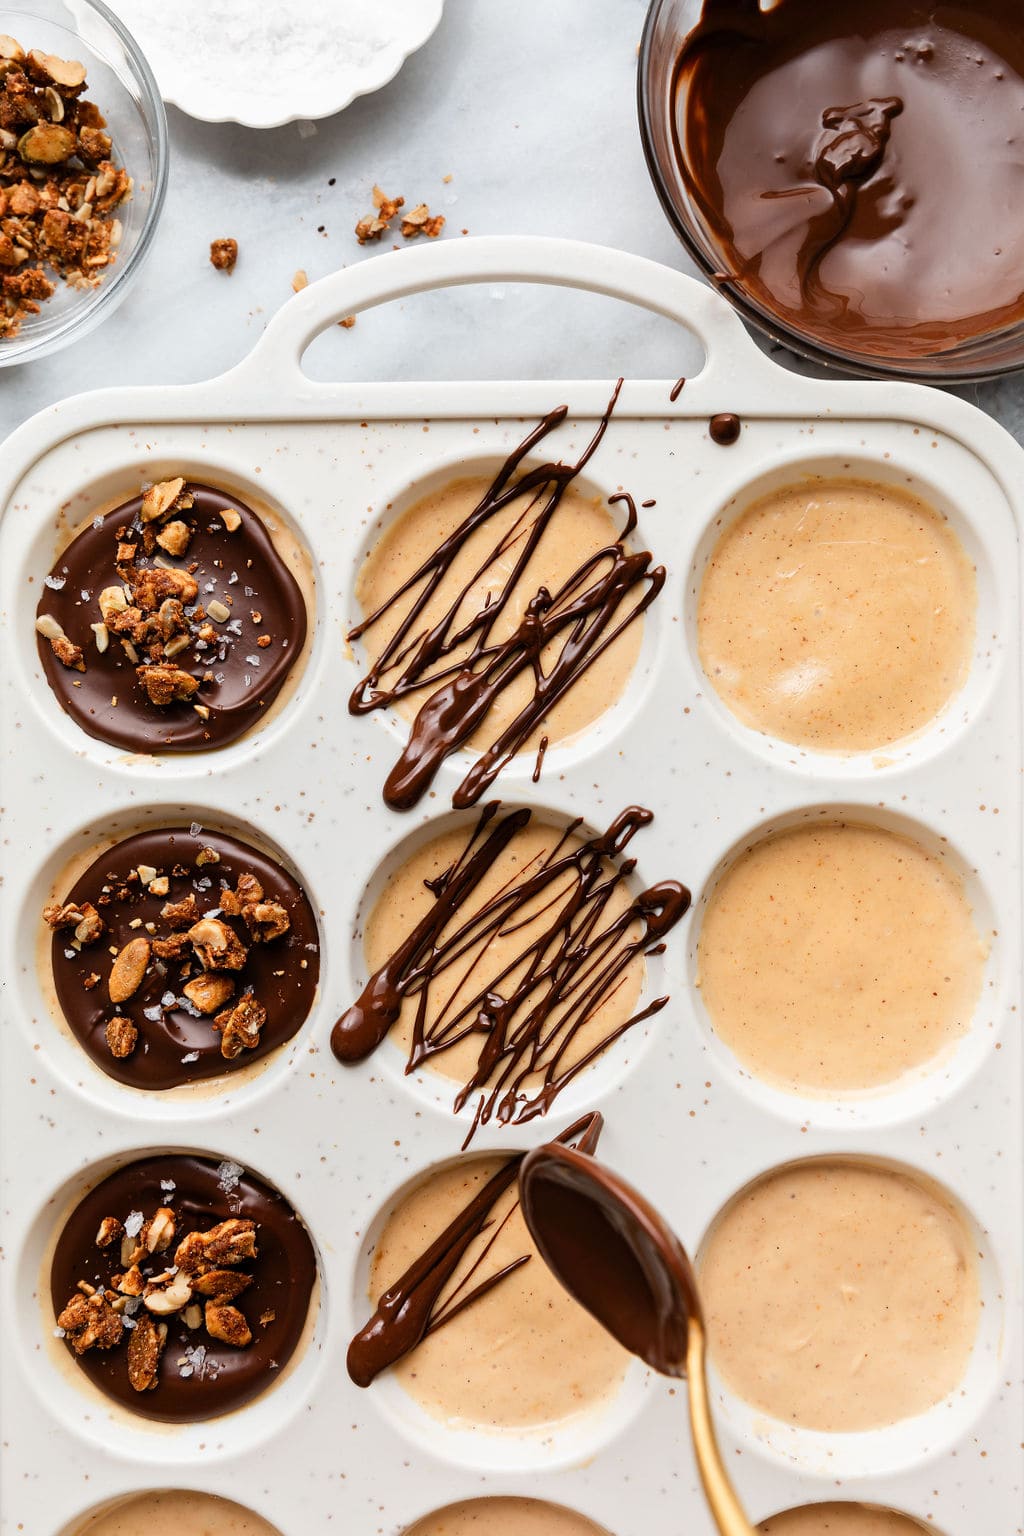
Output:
left=519, top=1142, right=757, bottom=1536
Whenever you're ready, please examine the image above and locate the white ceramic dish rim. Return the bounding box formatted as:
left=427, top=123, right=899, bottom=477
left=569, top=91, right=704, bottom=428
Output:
left=0, top=238, right=1020, bottom=1536
left=94, top=0, right=445, bottom=127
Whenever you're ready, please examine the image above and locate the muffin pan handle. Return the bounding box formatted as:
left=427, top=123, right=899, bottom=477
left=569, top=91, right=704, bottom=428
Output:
left=232, top=234, right=771, bottom=394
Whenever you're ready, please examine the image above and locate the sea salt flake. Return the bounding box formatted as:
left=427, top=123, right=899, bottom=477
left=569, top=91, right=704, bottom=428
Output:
left=160, top=1178, right=176, bottom=1192
left=53, top=1326, right=66, bottom=1338
left=243, top=585, right=255, bottom=598
left=244, top=654, right=261, bottom=666
left=160, top=990, right=177, bottom=1008
left=92, top=515, right=103, bottom=529
left=181, top=1050, right=200, bottom=1063
left=44, top=574, right=66, bottom=590
left=217, top=1159, right=245, bottom=1194
left=195, top=876, right=212, bottom=891
left=124, top=1210, right=144, bottom=1237
left=190, top=821, right=203, bottom=837
left=63, top=947, right=76, bottom=960
left=228, top=571, right=239, bottom=585
left=143, top=1004, right=163, bottom=1022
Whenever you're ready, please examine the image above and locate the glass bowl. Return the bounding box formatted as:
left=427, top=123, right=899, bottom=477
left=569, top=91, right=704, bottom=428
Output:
left=638, top=0, right=1024, bottom=383
left=0, top=0, right=167, bottom=366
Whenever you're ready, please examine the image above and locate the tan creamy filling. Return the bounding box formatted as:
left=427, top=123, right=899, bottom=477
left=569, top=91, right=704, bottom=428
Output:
left=364, top=819, right=643, bottom=1089
left=696, top=822, right=986, bottom=1094
left=404, top=1499, right=612, bottom=1536
left=71, top=1490, right=282, bottom=1535
left=758, top=1506, right=931, bottom=1536
left=699, top=1159, right=980, bottom=1432
left=370, top=1157, right=630, bottom=1430
left=697, top=479, right=975, bottom=752
left=356, top=475, right=643, bottom=756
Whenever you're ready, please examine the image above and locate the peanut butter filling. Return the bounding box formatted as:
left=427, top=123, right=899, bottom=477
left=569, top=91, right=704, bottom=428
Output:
left=697, top=479, right=975, bottom=752
left=700, top=1159, right=980, bottom=1432
left=697, top=822, right=986, bottom=1094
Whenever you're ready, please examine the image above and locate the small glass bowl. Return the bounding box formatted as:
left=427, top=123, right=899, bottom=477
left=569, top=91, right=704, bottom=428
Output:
left=0, top=0, right=167, bottom=366
left=638, top=0, right=1024, bottom=383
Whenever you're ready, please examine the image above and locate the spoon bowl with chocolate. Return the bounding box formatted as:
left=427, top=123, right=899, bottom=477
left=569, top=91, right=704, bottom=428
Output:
left=519, top=1143, right=756, bottom=1536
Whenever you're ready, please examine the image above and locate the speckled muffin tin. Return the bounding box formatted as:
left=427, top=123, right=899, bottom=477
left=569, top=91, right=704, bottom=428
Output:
left=0, top=239, right=1020, bottom=1536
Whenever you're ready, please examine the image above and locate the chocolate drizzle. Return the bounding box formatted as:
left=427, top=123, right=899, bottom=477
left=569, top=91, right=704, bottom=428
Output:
left=349, top=385, right=665, bottom=810
left=330, top=804, right=690, bottom=1143
left=347, top=1111, right=603, bottom=1388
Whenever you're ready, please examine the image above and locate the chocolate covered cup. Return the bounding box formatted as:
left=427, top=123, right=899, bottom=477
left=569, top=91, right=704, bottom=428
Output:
left=43, top=825, right=320, bottom=1089
left=35, top=480, right=308, bottom=753
left=50, top=1155, right=317, bottom=1423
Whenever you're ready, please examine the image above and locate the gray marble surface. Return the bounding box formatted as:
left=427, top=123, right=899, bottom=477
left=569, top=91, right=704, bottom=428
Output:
left=1, top=0, right=1023, bottom=440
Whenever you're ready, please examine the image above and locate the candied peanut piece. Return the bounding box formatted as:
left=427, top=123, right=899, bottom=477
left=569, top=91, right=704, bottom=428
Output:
left=140, top=476, right=185, bottom=524
left=400, top=203, right=445, bottom=239
left=136, top=664, right=200, bottom=706
left=42, top=900, right=83, bottom=930
left=210, top=237, right=237, bottom=272
left=114, top=1264, right=145, bottom=1297
left=152, top=933, right=190, bottom=960
left=201, top=1217, right=258, bottom=1267
left=155, top=519, right=191, bottom=557
left=204, top=1300, right=251, bottom=1347
left=73, top=901, right=104, bottom=945
left=57, top=1290, right=123, bottom=1353
left=187, top=916, right=248, bottom=971
left=191, top=1268, right=253, bottom=1300
left=182, top=972, right=235, bottom=1014
left=161, top=893, right=198, bottom=930
left=242, top=899, right=290, bottom=943
left=104, top=1015, right=137, bottom=1058
left=108, top=936, right=150, bottom=1003
left=49, top=633, right=85, bottom=670
left=215, top=994, right=266, bottom=1058
left=95, top=1215, right=123, bottom=1249
left=143, top=1206, right=176, bottom=1254
left=143, top=1272, right=192, bottom=1314
left=127, top=1312, right=166, bottom=1391
left=235, top=873, right=264, bottom=905
left=130, top=565, right=198, bottom=608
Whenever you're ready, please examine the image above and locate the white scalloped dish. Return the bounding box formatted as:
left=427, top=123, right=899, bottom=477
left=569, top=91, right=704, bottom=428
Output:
left=84, top=0, right=445, bottom=128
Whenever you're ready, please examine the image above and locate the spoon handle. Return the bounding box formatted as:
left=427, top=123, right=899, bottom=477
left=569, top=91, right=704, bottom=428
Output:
left=685, top=1318, right=758, bottom=1536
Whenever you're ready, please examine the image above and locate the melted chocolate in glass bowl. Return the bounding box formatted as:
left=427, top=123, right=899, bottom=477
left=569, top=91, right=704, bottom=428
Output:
left=674, top=0, right=1024, bottom=359
left=48, top=826, right=320, bottom=1089
left=36, top=484, right=307, bottom=753
left=50, top=1155, right=316, bottom=1423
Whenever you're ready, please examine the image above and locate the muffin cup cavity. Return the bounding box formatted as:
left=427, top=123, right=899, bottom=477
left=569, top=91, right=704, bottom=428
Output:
left=340, top=800, right=687, bottom=1136
left=348, top=1150, right=648, bottom=1473
left=695, top=1154, right=1003, bottom=1477
left=17, top=1149, right=324, bottom=1455
left=688, top=804, right=1001, bottom=1126
left=22, top=464, right=316, bottom=767
left=19, top=805, right=323, bottom=1111
left=344, top=452, right=664, bottom=811
left=685, top=454, right=999, bottom=775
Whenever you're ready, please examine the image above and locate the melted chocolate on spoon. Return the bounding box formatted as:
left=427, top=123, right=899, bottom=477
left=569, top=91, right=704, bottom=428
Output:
left=673, top=0, right=1024, bottom=360
left=347, top=1111, right=602, bottom=1387
left=519, top=1142, right=699, bottom=1377
left=331, top=804, right=690, bottom=1144
left=349, top=385, right=665, bottom=810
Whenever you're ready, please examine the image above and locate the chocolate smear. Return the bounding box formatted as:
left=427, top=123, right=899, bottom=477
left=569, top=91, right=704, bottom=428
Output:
left=349, top=386, right=665, bottom=810
left=330, top=804, right=690, bottom=1144
left=348, top=1111, right=603, bottom=1387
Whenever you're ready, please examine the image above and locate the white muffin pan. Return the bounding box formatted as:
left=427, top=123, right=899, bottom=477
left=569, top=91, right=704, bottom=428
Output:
left=0, top=238, right=1020, bottom=1535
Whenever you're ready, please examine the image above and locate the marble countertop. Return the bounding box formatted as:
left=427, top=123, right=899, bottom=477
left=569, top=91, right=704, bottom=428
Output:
left=1, top=0, right=1022, bottom=441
